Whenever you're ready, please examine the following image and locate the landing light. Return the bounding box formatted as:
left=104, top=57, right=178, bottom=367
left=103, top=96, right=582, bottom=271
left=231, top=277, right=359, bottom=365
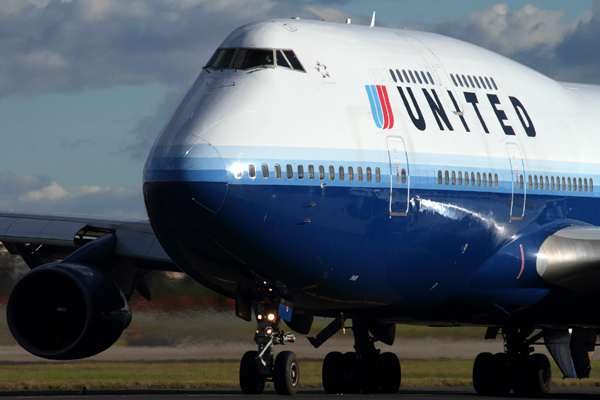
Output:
left=267, top=313, right=276, bottom=322
left=257, top=314, right=263, bottom=320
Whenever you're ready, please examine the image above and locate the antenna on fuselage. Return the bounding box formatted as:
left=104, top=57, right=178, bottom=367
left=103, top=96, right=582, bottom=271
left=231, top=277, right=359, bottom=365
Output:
left=370, top=11, right=376, bottom=28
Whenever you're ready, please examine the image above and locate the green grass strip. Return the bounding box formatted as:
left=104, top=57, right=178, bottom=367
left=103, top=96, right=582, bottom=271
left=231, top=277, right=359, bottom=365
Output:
left=2, top=360, right=600, bottom=390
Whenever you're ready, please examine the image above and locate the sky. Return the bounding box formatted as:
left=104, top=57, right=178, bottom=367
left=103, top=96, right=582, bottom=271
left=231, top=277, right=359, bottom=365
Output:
left=0, top=0, right=598, bottom=219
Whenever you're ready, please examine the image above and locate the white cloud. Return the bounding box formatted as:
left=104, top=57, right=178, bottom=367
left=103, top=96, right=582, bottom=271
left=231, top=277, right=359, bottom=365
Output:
left=2, top=172, right=145, bottom=218
left=18, top=181, right=68, bottom=201
left=423, top=3, right=600, bottom=84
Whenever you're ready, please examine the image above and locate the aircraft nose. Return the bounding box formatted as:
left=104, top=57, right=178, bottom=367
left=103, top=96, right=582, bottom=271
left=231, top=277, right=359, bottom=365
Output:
left=144, top=136, right=228, bottom=223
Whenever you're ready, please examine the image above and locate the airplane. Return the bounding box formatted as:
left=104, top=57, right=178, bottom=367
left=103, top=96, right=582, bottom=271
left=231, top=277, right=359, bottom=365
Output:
left=1, top=16, right=600, bottom=396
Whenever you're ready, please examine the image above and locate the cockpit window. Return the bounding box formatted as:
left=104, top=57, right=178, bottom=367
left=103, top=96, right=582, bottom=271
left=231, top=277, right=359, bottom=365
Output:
left=233, top=49, right=274, bottom=70
left=283, top=50, right=304, bottom=71
left=206, top=48, right=236, bottom=69
left=205, top=48, right=305, bottom=72
left=276, top=50, right=291, bottom=68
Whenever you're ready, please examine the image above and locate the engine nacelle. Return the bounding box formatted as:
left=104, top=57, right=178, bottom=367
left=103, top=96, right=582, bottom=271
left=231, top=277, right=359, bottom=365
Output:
left=6, top=263, right=132, bottom=360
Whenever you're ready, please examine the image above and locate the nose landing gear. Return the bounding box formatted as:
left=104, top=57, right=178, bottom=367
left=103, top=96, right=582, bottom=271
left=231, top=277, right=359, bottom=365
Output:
left=238, top=289, right=298, bottom=395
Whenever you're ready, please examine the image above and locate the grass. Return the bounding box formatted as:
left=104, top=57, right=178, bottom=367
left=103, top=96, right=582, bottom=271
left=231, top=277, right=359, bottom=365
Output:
left=2, top=360, right=600, bottom=390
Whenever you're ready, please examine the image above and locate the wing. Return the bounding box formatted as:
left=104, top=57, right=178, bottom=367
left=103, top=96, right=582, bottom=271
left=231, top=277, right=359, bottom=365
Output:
left=0, top=212, right=173, bottom=267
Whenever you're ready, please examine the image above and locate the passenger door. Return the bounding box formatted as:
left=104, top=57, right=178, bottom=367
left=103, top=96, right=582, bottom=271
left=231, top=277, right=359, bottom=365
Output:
left=387, top=136, right=410, bottom=217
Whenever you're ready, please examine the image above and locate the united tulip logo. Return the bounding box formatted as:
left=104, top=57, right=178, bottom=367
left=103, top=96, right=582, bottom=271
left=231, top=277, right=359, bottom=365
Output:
left=366, top=85, right=394, bottom=129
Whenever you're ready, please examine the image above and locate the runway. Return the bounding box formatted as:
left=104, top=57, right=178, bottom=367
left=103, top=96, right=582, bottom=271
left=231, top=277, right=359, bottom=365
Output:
left=1, top=387, right=600, bottom=399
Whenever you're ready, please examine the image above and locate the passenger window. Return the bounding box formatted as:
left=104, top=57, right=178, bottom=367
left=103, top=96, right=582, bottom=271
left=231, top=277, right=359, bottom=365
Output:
left=401, top=168, right=407, bottom=184
left=590, top=178, right=594, bottom=192
left=298, top=165, right=304, bottom=180
left=482, top=172, right=487, bottom=187
left=451, top=74, right=458, bottom=86
left=462, top=74, right=469, bottom=88
left=457, top=75, right=464, bottom=87
left=445, top=170, right=449, bottom=185
left=464, top=171, right=469, bottom=186
left=396, top=69, right=404, bottom=83
left=562, top=177, right=566, bottom=191
left=520, top=175, right=524, bottom=190
left=585, top=178, right=588, bottom=192
left=286, top=164, right=293, bottom=180
left=308, top=165, right=315, bottom=180
left=329, top=165, right=335, bottom=181
left=479, top=76, right=487, bottom=89
left=248, top=164, right=256, bottom=179
left=207, top=48, right=236, bottom=69
left=568, top=177, right=571, bottom=191
left=319, top=165, right=325, bottom=181
left=494, top=173, right=498, bottom=188
left=471, top=172, right=475, bottom=186
left=458, top=171, right=463, bottom=186
left=357, top=167, right=364, bottom=182
left=261, top=163, right=269, bottom=179
left=490, top=77, right=498, bottom=90
left=545, top=176, right=549, bottom=190
left=283, top=50, right=305, bottom=71
left=276, top=50, right=291, bottom=68
left=427, top=72, right=434, bottom=85
left=528, top=175, right=532, bottom=190
left=233, top=49, right=274, bottom=69
left=376, top=167, right=381, bottom=183
left=274, top=164, right=282, bottom=179
left=414, top=70, right=422, bottom=84
left=468, top=76, right=475, bottom=87
left=348, top=166, right=354, bottom=182
left=339, top=166, right=345, bottom=181
left=402, top=70, right=410, bottom=83
left=408, top=70, right=416, bottom=83
left=474, top=76, right=481, bottom=89
left=556, top=176, right=561, bottom=191
left=477, top=172, right=481, bottom=187
left=489, top=173, right=493, bottom=187
left=438, top=170, right=443, bottom=185
left=485, top=77, right=492, bottom=89
left=389, top=69, right=397, bottom=82
left=420, top=71, right=428, bottom=84
left=534, top=175, right=538, bottom=190
left=366, top=167, right=372, bottom=182
left=452, top=171, right=456, bottom=186
left=551, top=176, right=555, bottom=191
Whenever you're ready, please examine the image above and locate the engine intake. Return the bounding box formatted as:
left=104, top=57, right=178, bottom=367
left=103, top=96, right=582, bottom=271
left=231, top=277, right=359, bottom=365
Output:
left=7, top=263, right=131, bottom=360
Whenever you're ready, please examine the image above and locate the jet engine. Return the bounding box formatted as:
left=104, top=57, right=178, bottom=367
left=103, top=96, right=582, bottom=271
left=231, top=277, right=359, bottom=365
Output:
left=6, top=262, right=131, bottom=360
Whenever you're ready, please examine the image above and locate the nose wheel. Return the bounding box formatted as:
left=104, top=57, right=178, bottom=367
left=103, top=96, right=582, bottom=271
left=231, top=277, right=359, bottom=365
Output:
left=238, top=286, right=299, bottom=395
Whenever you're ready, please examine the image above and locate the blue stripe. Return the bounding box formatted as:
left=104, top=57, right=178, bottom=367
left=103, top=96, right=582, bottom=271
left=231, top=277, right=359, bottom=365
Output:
left=366, top=85, right=383, bottom=128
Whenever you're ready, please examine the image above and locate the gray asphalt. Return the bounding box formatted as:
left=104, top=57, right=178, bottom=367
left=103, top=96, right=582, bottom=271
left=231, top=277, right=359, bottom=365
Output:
left=1, top=387, right=600, bottom=399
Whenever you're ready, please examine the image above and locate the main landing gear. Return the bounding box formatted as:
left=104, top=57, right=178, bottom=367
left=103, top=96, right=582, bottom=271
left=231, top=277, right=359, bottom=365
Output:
left=238, top=290, right=298, bottom=395
left=311, top=318, right=401, bottom=394
left=473, top=327, right=551, bottom=395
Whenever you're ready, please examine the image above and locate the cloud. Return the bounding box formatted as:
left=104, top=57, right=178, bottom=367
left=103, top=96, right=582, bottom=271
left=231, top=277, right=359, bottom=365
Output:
left=0, top=172, right=146, bottom=218
left=425, top=3, right=600, bottom=84
left=0, top=0, right=368, bottom=98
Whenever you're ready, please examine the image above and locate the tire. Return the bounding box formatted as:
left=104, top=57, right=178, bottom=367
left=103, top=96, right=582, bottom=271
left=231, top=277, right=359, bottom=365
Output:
left=322, top=352, right=344, bottom=394
left=274, top=351, right=300, bottom=395
left=240, top=351, right=265, bottom=394
left=362, top=354, right=386, bottom=394
left=492, top=353, right=511, bottom=394
left=473, top=352, right=494, bottom=394
left=529, top=353, right=552, bottom=395
left=381, top=352, right=401, bottom=393
left=342, top=352, right=362, bottom=394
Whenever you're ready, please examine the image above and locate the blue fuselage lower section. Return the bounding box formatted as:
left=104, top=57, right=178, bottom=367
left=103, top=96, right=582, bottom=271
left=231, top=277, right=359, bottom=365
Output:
left=143, top=175, right=600, bottom=327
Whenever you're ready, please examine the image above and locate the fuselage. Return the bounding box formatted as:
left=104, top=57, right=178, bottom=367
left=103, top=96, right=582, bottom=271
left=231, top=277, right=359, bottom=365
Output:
left=143, top=19, right=600, bottom=327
